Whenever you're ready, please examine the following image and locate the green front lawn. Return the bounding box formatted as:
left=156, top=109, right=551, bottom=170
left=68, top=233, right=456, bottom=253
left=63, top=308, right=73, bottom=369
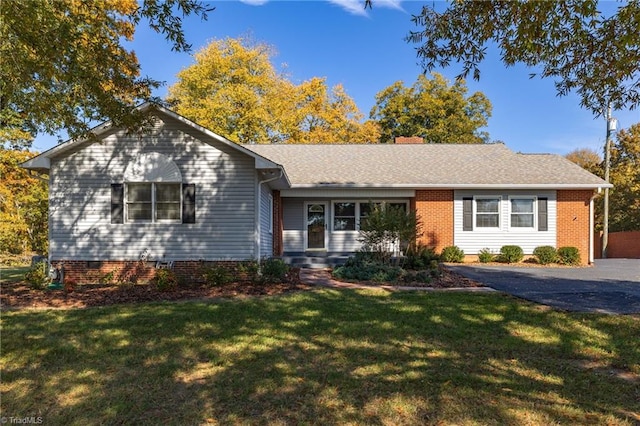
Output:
left=2, top=290, right=638, bottom=425
left=0, top=266, right=29, bottom=284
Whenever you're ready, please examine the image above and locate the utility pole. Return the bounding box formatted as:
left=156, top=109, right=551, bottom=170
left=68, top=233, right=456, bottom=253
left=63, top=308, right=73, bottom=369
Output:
left=602, top=104, right=616, bottom=258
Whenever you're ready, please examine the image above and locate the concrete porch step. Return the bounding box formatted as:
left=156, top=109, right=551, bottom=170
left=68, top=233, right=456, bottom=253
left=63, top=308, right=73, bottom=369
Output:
left=278, top=252, right=351, bottom=269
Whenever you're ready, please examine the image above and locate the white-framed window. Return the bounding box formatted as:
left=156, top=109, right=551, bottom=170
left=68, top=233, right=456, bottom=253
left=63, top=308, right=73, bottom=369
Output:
left=332, top=201, right=410, bottom=232
left=475, top=197, right=501, bottom=229
left=126, top=182, right=181, bottom=223
left=333, top=202, right=356, bottom=231
left=510, top=197, right=536, bottom=229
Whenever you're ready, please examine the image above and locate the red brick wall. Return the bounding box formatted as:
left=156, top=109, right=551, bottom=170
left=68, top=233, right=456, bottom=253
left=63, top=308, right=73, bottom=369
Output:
left=595, top=231, right=640, bottom=259
left=556, top=190, right=594, bottom=265
left=413, top=190, right=454, bottom=253
left=51, top=260, right=245, bottom=284
left=273, top=190, right=283, bottom=256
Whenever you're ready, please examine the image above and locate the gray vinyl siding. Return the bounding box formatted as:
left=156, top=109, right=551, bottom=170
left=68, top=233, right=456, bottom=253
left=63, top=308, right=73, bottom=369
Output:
left=282, top=198, right=305, bottom=252
left=48, top=116, right=257, bottom=262
left=453, top=189, right=557, bottom=254
left=259, top=184, right=273, bottom=258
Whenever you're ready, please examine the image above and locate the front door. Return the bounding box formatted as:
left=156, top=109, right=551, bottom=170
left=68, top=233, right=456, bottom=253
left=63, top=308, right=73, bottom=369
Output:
left=306, top=202, right=327, bottom=250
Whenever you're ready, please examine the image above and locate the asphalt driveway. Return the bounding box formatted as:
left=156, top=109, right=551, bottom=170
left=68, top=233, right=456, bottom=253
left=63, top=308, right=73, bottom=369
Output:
left=448, top=259, right=640, bottom=314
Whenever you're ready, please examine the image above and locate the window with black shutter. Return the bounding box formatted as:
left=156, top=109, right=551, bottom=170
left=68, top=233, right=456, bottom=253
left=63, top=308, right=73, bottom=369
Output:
left=182, top=183, right=196, bottom=224
left=462, top=198, right=473, bottom=231
left=538, top=197, right=548, bottom=231
left=111, top=184, right=124, bottom=224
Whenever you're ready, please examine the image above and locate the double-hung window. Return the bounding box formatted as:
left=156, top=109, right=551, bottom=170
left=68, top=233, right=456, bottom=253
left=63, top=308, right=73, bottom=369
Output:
left=510, top=198, right=535, bottom=228
left=358, top=202, right=382, bottom=229
left=126, top=182, right=181, bottom=222
left=475, top=197, right=500, bottom=228
left=333, top=202, right=356, bottom=231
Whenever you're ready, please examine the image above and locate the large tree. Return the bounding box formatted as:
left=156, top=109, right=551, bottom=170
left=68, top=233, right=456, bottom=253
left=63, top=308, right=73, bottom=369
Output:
left=404, top=0, right=640, bottom=116
left=285, top=77, right=381, bottom=144
left=167, top=37, right=380, bottom=144
left=565, top=147, right=602, bottom=176
left=370, top=73, right=491, bottom=144
left=565, top=128, right=640, bottom=232
left=0, top=149, right=48, bottom=255
left=608, top=123, right=640, bottom=232
left=0, top=0, right=211, bottom=148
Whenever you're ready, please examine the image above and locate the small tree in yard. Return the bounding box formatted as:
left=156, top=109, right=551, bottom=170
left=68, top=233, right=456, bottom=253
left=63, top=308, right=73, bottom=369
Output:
left=358, top=203, right=421, bottom=265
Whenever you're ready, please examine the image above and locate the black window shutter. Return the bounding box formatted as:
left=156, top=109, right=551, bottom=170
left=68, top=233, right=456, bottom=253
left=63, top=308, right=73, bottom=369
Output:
left=111, top=184, right=124, bottom=224
left=463, top=197, right=473, bottom=231
left=538, top=197, right=548, bottom=231
left=182, top=183, right=196, bottom=224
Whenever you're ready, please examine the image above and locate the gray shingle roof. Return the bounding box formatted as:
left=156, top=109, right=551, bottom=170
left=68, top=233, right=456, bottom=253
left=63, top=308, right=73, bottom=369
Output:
left=243, top=143, right=609, bottom=189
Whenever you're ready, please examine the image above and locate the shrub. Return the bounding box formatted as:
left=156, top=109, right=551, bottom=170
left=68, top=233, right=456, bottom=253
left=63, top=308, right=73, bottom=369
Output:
left=400, top=270, right=432, bottom=284
left=477, top=248, right=494, bottom=263
left=238, top=260, right=260, bottom=283
left=155, top=269, right=178, bottom=292
left=260, top=258, right=289, bottom=284
left=499, top=245, right=524, bottom=263
left=333, top=255, right=403, bottom=283
left=345, top=250, right=378, bottom=267
left=533, top=246, right=558, bottom=265
left=203, top=265, right=232, bottom=287
left=557, top=246, right=581, bottom=265
left=358, top=203, right=422, bottom=264
left=24, top=262, right=49, bottom=290
left=440, top=246, right=464, bottom=263
left=403, top=244, right=439, bottom=270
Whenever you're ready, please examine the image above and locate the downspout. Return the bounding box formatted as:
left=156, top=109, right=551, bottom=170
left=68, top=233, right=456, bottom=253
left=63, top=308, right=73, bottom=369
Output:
left=255, top=169, right=284, bottom=261
left=589, top=189, right=602, bottom=264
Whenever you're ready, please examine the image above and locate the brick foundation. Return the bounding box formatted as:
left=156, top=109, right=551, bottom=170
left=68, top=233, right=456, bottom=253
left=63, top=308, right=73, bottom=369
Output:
left=413, top=190, right=454, bottom=253
left=51, top=260, right=248, bottom=284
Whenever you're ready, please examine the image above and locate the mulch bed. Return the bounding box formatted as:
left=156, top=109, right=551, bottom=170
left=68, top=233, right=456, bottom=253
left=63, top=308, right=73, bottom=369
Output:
left=334, top=268, right=484, bottom=289
left=1, top=268, right=483, bottom=310
left=0, top=281, right=313, bottom=310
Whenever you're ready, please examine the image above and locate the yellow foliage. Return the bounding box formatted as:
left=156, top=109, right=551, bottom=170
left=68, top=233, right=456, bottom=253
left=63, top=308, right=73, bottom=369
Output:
left=168, top=37, right=377, bottom=144
left=0, top=149, right=48, bottom=254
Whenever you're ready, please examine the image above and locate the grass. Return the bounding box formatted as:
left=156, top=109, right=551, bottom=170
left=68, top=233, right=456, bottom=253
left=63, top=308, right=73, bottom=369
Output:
left=0, top=266, right=29, bottom=284
left=2, top=289, right=639, bottom=425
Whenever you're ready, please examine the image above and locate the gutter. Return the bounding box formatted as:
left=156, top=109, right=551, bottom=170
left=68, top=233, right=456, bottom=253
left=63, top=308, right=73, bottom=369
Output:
left=287, top=183, right=612, bottom=190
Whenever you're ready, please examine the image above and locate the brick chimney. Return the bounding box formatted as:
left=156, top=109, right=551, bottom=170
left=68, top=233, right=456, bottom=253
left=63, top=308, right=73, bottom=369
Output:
left=394, top=136, right=424, bottom=144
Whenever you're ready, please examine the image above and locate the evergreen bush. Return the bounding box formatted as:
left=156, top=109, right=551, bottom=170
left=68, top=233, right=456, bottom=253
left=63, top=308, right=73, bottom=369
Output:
left=155, top=269, right=179, bottom=292
left=557, top=246, right=581, bottom=265
left=24, top=262, right=49, bottom=290
left=477, top=248, right=494, bottom=263
left=403, top=244, right=439, bottom=270
left=499, top=245, right=524, bottom=263
left=533, top=246, right=558, bottom=265
left=440, top=246, right=465, bottom=263
left=203, top=265, right=232, bottom=287
left=260, top=258, right=289, bottom=283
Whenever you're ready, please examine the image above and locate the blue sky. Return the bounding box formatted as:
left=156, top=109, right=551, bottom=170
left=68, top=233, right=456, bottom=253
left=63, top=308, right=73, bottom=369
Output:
left=32, top=0, right=640, bottom=156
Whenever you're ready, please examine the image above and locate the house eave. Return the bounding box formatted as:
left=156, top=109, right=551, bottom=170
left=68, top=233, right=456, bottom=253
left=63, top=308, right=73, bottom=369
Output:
left=287, top=183, right=612, bottom=190
left=21, top=156, right=51, bottom=172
